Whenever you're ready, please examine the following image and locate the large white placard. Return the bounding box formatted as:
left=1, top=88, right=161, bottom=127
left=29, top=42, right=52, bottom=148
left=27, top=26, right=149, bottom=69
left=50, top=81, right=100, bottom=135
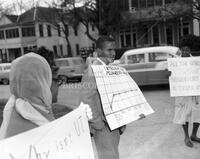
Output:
left=168, top=57, right=200, bottom=97
left=0, top=106, right=95, bottom=159
left=91, top=65, right=154, bottom=130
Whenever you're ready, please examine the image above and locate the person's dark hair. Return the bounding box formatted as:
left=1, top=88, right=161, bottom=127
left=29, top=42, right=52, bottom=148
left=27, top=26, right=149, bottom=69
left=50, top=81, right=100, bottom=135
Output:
left=181, top=46, right=191, bottom=57
left=96, top=36, right=115, bottom=49
left=36, top=46, right=59, bottom=77
left=181, top=52, right=191, bottom=57
left=36, top=46, right=55, bottom=68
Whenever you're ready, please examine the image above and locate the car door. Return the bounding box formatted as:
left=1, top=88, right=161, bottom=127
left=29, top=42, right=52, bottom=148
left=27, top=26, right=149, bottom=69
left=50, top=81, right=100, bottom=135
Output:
left=146, top=52, right=174, bottom=85
left=120, top=53, right=148, bottom=86
left=56, top=59, right=74, bottom=78
left=72, top=58, right=85, bottom=77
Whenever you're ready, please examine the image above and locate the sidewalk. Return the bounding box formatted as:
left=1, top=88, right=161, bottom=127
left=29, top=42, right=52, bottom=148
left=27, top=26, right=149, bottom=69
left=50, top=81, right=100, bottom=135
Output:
left=1, top=85, right=200, bottom=159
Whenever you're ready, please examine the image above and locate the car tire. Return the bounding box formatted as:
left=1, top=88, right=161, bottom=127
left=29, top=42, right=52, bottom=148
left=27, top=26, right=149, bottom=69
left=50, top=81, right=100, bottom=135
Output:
left=2, top=79, right=9, bottom=85
left=59, top=75, right=68, bottom=84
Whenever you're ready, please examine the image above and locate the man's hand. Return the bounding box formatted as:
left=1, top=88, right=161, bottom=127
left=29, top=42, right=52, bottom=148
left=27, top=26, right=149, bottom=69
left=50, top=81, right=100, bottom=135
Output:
left=80, top=102, right=93, bottom=120
left=138, top=113, right=146, bottom=120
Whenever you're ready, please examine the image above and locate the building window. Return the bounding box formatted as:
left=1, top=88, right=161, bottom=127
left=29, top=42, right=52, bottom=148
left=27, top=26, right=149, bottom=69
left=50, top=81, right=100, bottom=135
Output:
left=131, top=0, right=138, bottom=8
left=178, top=22, right=190, bottom=39
left=60, top=45, right=63, bottom=56
left=155, top=0, right=162, bottom=5
left=39, top=24, right=44, bottom=37
left=23, top=47, right=29, bottom=54
left=74, top=28, right=78, bottom=36
left=147, top=0, right=154, bottom=7
left=53, top=45, right=58, bottom=57
left=119, top=26, right=136, bottom=48
left=144, top=25, right=149, bottom=44
left=132, top=33, right=136, bottom=47
left=57, top=24, right=61, bottom=37
left=125, top=34, right=131, bottom=47
left=22, top=27, right=35, bottom=37
left=165, top=0, right=173, bottom=4
left=118, top=0, right=129, bottom=11
left=0, top=30, right=4, bottom=39
left=166, top=25, right=173, bottom=45
left=152, top=26, right=160, bottom=45
left=140, top=0, right=147, bottom=8
left=5, top=28, right=19, bottom=38
left=76, top=44, right=80, bottom=55
left=182, top=22, right=190, bottom=35
left=120, top=34, right=125, bottom=47
left=47, top=25, right=52, bottom=37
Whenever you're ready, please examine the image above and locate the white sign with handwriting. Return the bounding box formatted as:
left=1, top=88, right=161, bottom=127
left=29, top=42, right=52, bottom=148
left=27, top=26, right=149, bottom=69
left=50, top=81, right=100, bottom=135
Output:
left=91, top=65, right=154, bottom=130
left=168, top=57, right=200, bottom=97
left=0, top=106, right=95, bottom=159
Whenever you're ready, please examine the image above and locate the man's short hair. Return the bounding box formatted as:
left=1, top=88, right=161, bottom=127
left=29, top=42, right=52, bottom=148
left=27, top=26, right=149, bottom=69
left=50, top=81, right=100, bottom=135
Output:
left=96, top=36, right=115, bottom=49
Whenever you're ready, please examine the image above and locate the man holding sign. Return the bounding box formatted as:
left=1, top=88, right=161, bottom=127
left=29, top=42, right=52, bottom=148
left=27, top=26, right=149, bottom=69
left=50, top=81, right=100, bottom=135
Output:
left=81, top=36, right=147, bottom=159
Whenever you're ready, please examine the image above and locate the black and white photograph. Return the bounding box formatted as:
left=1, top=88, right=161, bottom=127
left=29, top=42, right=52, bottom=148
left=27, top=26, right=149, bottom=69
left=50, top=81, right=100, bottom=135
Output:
left=0, top=0, right=200, bottom=159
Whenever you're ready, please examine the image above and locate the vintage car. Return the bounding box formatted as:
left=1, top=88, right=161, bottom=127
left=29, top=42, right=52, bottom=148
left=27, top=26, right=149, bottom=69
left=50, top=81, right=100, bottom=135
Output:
left=0, top=63, right=11, bottom=85
left=113, top=46, right=181, bottom=86
left=55, top=57, right=85, bottom=83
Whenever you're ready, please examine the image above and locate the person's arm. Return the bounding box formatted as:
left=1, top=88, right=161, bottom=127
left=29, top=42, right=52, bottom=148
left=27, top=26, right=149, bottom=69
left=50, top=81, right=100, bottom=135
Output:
left=80, top=65, right=105, bottom=130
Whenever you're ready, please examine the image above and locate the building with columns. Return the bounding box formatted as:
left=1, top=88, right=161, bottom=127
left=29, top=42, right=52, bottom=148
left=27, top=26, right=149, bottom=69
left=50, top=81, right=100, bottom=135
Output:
left=0, top=7, right=98, bottom=62
left=115, top=0, right=198, bottom=50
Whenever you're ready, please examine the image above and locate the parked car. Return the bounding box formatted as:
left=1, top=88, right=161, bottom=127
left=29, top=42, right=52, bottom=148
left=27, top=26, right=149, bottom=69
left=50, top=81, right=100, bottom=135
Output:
left=112, top=46, right=181, bottom=86
left=0, top=63, right=11, bottom=85
left=55, top=57, right=85, bottom=83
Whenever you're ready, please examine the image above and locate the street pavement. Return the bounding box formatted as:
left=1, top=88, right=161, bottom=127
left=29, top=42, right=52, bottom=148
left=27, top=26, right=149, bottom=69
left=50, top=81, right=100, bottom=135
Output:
left=0, top=84, right=200, bottom=159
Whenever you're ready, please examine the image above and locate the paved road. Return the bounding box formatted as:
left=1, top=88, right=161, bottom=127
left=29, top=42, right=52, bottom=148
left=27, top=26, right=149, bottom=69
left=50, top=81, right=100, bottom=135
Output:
left=0, top=84, right=200, bottom=159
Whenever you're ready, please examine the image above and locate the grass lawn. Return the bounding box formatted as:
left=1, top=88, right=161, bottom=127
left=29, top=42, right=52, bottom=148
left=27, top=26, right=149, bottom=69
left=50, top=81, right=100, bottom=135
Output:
left=0, top=99, right=73, bottom=125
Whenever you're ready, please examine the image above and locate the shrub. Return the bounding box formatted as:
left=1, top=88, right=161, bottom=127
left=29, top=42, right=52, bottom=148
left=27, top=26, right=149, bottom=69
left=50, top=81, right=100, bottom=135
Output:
left=179, top=35, right=200, bottom=51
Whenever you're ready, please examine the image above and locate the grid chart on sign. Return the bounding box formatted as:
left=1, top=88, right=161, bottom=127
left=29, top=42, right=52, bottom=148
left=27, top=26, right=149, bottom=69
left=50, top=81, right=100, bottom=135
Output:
left=93, top=66, right=152, bottom=129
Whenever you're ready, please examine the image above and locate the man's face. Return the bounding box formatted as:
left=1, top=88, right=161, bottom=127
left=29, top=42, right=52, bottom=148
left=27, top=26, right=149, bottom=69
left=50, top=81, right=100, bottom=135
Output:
left=99, top=41, right=116, bottom=64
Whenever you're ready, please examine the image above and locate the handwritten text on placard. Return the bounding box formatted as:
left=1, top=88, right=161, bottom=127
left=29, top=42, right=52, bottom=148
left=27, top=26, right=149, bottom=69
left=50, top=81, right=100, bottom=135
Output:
left=0, top=106, right=95, bottom=159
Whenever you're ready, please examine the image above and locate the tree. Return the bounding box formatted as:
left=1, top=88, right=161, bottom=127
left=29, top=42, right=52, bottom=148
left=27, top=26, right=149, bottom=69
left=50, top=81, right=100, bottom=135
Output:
left=179, top=34, right=200, bottom=51
left=154, top=0, right=200, bottom=21
left=0, top=2, right=14, bottom=17
left=53, top=0, right=124, bottom=40
left=96, top=0, right=122, bottom=36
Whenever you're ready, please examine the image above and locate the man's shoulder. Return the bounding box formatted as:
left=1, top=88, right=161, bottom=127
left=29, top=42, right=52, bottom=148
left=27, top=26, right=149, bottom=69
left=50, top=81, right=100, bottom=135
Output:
left=86, top=57, right=103, bottom=66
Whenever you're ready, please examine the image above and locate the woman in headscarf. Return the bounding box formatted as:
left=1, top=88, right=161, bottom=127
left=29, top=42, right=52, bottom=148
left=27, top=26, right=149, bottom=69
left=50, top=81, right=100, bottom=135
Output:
left=0, top=53, right=92, bottom=139
left=0, top=53, right=54, bottom=139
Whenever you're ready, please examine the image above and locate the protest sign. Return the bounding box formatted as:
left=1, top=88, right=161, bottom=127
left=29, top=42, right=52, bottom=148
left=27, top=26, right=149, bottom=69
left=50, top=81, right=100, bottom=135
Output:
left=91, top=65, right=154, bottom=131
left=0, top=106, right=95, bottom=159
left=168, top=57, right=200, bottom=97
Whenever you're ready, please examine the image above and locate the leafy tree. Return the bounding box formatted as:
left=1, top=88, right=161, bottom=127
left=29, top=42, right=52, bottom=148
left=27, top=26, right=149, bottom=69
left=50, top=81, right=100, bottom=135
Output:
left=179, top=34, right=200, bottom=51
left=0, top=2, right=14, bottom=17
left=52, top=0, right=124, bottom=40
left=96, top=0, right=122, bottom=36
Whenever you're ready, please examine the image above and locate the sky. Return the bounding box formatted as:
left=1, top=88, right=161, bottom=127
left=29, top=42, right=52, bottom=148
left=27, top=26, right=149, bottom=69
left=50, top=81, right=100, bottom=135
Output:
left=2, top=0, right=59, bottom=14
left=2, top=0, right=85, bottom=14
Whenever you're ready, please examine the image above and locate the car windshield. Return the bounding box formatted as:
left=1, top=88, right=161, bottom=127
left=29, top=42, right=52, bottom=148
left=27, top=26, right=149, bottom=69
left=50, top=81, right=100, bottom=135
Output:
left=149, top=52, right=166, bottom=62
left=56, top=60, right=69, bottom=67
left=4, top=65, right=11, bottom=70
left=73, top=59, right=83, bottom=65
left=120, top=55, right=125, bottom=64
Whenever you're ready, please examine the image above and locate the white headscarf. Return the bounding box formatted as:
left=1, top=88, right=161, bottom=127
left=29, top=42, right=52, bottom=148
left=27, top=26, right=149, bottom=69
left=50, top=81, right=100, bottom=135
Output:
left=0, top=53, right=53, bottom=139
